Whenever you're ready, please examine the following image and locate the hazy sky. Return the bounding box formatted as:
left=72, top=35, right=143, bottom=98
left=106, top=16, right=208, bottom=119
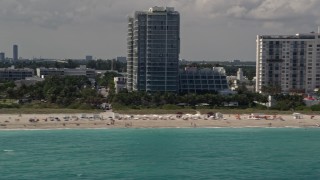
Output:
left=0, top=0, right=320, bottom=61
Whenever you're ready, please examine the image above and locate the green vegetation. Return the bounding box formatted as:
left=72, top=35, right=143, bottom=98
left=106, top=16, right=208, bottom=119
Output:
left=113, top=108, right=310, bottom=115
left=110, top=90, right=313, bottom=114
left=111, top=91, right=267, bottom=108
left=86, top=59, right=126, bottom=72
left=0, top=76, right=105, bottom=110
left=0, top=61, right=316, bottom=115
left=0, top=59, right=127, bottom=72
left=0, top=108, right=102, bottom=114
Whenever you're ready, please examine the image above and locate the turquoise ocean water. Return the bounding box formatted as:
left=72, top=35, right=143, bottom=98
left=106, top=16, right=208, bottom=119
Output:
left=1, top=128, right=320, bottom=179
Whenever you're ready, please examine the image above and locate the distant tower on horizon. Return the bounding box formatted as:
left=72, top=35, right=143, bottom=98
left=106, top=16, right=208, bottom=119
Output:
left=13, top=44, right=18, bottom=61
left=0, top=52, right=5, bottom=61
left=86, top=55, right=93, bottom=61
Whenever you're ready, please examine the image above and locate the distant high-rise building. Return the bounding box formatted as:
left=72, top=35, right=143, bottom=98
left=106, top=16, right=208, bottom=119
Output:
left=0, top=52, right=5, bottom=61
left=116, top=56, right=127, bottom=63
left=86, top=55, right=93, bottom=61
left=256, top=33, right=320, bottom=93
left=13, top=45, right=18, bottom=61
left=127, top=6, right=180, bottom=92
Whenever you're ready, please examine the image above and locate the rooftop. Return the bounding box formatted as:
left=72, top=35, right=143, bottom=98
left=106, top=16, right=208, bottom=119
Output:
left=259, top=33, right=320, bottom=40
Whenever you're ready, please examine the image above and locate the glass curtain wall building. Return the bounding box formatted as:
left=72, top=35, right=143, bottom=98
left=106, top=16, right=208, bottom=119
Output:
left=127, top=7, right=180, bottom=92
left=179, top=67, right=229, bottom=93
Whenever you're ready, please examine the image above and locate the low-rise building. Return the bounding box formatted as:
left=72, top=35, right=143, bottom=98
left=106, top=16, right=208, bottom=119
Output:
left=37, top=65, right=95, bottom=79
left=0, top=67, right=34, bottom=81
left=227, top=68, right=255, bottom=92
left=36, top=68, right=64, bottom=78
left=114, top=77, right=127, bottom=93
left=178, top=67, right=229, bottom=93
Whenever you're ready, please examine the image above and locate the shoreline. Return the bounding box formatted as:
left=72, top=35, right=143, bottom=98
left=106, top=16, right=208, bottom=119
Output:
left=0, top=127, right=311, bottom=132
left=1, top=112, right=320, bottom=130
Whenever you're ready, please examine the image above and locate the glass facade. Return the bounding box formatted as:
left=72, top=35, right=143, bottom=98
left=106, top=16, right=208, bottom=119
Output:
left=179, top=68, right=229, bottom=93
left=0, top=68, right=34, bottom=81
left=127, top=7, right=180, bottom=92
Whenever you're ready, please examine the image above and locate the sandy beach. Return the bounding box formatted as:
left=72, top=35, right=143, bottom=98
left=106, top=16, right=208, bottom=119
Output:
left=1, top=111, right=320, bottom=130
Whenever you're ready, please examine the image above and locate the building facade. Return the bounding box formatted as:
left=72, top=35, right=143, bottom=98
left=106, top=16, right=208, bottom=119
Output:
left=256, top=33, right=320, bottom=93
left=0, top=67, right=34, bottom=81
left=114, top=77, right=127, bottom=93
left=127, top=7, right=180, bottom=92
left=116, top=56, right=127, bottom=63
left=179, top=67, right=229, bottom=93
left=37, top=65, right=95, bottom=79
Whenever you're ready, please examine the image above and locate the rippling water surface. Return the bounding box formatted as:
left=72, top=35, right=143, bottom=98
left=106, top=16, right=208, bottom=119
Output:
left=1, top=128, right=320, bottom=179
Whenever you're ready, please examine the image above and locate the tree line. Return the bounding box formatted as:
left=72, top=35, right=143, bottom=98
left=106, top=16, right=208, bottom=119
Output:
left=111, top=91, right=268, bottom=109
left=0, top=70, right=311, bottom=111
left=0, top=59, right=127, bottom=72
left=110, top=89, right=310, bottom=111
left=0, top=76, right=105, bottom=109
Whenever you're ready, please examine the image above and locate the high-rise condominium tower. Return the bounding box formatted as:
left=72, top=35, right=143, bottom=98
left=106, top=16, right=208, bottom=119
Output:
left=13, top=45, right=18, bottom=61
left=0, top=52, right=5, bottom=61
left=256, top=33, right=320, bottom=93
left=127, top=7, right=180, bottom=92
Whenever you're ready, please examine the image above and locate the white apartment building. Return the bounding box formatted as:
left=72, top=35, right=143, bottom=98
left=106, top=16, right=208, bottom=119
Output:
left=256, top=33, right=320, bottom=93
left=114, top=77, right=127, bottom=93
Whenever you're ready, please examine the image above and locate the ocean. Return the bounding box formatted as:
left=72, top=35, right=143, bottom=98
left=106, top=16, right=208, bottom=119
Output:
left=1, top=128, right=320, bottom=179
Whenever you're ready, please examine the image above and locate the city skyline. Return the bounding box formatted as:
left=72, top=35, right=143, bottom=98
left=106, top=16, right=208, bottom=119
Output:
left=0, top=0, right=320, bottom=61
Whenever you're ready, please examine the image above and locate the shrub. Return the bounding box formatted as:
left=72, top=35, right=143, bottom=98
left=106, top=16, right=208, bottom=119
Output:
left=78, top=104, right=93, bottom=110
left=68, top=103, right=81, bottom=109
left=0, top=104, right=20, bottom=109
left=131, top=105, right=141, bottom=110
left=310, top=104, right=320, bottom=111
left=295, top=105, right=311, bottom=111
left=254, top=104, right=268, bottom=110
left=111, top=103, right=129, bottom=110
left=162, top=104, right=181, bottom=110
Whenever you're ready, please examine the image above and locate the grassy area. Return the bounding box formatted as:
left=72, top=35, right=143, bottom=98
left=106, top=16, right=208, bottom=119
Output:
left=0, top=99, right=106, bottom=114
left=0, top=99, right=16, bottom=105
left=1, top=106, right=319, bottom=115
left=114, top=107, right=320, bottom=115
left=0, top=108, right=103, bottom=114
left=114, top=109, right=197, bottom=115
left=197, top=109, right=306, bottom=115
